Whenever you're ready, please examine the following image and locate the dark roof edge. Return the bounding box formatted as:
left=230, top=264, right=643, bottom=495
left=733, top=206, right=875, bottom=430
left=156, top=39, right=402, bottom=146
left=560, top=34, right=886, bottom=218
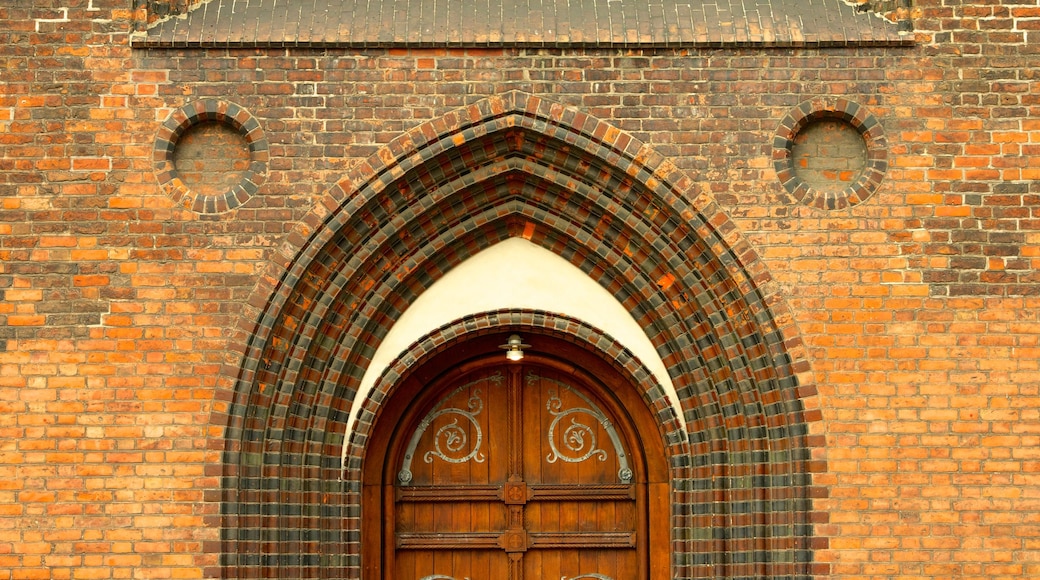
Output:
left=132, top=0, right=916, bottom=51
left=129, top=37, right=916, bottom=50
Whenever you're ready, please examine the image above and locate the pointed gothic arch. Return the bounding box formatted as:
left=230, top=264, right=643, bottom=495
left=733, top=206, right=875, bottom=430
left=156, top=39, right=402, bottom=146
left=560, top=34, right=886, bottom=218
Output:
left=214, top=91, right=826, bottom=580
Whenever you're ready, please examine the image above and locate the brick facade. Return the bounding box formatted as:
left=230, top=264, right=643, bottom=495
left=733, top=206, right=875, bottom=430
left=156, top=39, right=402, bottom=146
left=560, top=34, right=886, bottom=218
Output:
left=1, top=1, right=1039, bottom=579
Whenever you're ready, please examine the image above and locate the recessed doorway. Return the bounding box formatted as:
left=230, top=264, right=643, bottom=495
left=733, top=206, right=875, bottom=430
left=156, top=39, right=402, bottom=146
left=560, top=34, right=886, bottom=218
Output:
left=361, top=333, right=671, bottom=580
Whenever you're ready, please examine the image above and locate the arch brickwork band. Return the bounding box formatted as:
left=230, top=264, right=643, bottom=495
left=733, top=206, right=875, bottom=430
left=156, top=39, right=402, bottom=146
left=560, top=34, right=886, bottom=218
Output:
left=216, top=92, right=826, bottom=579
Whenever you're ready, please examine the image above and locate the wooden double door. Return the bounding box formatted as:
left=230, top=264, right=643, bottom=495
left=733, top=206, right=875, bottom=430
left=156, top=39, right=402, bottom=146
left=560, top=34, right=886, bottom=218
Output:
left=363, top=351, right=666, bottom=580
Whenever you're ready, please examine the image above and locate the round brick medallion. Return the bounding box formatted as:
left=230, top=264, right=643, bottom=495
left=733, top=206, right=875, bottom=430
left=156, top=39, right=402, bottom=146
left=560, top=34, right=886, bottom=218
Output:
left=791, top=118, right=868, bottom=193
left=172, top=121, right=252, bottom=197
left=774, top=99, right=887, bottom=210
left=154, top=99, right=268, bottom=214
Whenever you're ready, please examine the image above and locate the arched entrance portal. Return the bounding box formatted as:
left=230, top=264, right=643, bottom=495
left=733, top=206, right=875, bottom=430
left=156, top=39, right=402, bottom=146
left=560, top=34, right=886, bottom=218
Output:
left=361, top=332, right=670, bottom=580
left=218, top=92, right=825, bottom=580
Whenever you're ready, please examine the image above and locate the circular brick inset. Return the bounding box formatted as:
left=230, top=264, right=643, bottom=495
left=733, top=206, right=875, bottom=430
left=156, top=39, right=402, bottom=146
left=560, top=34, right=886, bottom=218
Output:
left=172, top=121, right=252, bottom=197
left=774, top=99, right=887, bottom=210
left=154, top=99, right=268, bottom=214
left=791, top=119, right=868, bottom=193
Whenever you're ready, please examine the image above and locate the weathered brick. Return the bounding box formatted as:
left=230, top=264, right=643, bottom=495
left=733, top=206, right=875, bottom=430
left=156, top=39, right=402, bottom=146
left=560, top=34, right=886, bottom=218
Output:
left=1, top=1, right=1038, bottom=579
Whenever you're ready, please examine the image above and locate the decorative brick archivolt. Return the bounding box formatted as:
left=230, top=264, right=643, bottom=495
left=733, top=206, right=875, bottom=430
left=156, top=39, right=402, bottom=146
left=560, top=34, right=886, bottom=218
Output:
left=153, top=99, right=268, bottom=214
left=773, top=98, right=888, bottom=210
left=215, top=92, right=826, bottom=580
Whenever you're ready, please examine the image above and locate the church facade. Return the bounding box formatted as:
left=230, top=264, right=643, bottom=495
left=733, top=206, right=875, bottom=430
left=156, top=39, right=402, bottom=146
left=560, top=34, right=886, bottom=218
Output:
left=1, top=1, right=1038, bottom=579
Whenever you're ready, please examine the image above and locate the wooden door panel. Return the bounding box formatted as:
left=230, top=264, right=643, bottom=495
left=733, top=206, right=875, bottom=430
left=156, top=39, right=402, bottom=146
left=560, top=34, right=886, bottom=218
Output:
left=383, top=360, right=651, bottom=580
left=396, top=548, right=510, bottom=580
left=522, top=371, right=632, bottom=487
left=393, top=370, right=515, bottom=580
left=525, top=500, right=636, bottom=535
left=396, top=501, right=508, bottom=536
left=520, top=368, right=637, bottom=580
left=523, top=548, right=636, bottom=580
left=398, top=372, right=508, bottom=488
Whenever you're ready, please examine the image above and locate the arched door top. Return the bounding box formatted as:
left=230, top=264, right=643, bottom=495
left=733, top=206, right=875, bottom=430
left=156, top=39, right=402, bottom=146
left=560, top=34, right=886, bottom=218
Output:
left=360, top=332, right=673, bottom=580
left=349, top=311, right=685, bottom=484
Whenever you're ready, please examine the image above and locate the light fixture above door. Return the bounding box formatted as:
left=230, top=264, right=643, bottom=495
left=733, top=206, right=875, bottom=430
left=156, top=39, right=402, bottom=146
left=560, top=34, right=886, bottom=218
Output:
left=499, top=334, right=530, bottom=362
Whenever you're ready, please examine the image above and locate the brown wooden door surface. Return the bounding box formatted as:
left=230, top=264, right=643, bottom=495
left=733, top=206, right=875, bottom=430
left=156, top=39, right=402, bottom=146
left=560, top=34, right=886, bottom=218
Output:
left=382, top=362, right=646, bottom=580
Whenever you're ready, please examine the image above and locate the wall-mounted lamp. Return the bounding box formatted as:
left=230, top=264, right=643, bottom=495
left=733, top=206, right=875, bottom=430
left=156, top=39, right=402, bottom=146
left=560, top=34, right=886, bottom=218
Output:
left=499, top=334, right=530, bottom=362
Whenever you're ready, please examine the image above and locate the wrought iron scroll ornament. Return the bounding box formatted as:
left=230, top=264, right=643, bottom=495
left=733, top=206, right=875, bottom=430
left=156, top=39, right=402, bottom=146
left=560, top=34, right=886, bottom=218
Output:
left=399, top=373, right=502, bottom=485
left=531, top=373, right=633, bottom=484
left=546, top=388, right=607, bottom=464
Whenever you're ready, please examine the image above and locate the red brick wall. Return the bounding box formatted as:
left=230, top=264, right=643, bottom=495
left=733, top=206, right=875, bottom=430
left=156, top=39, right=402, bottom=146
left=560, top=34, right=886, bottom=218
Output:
left=1, top=0, right=1038, bottom=578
